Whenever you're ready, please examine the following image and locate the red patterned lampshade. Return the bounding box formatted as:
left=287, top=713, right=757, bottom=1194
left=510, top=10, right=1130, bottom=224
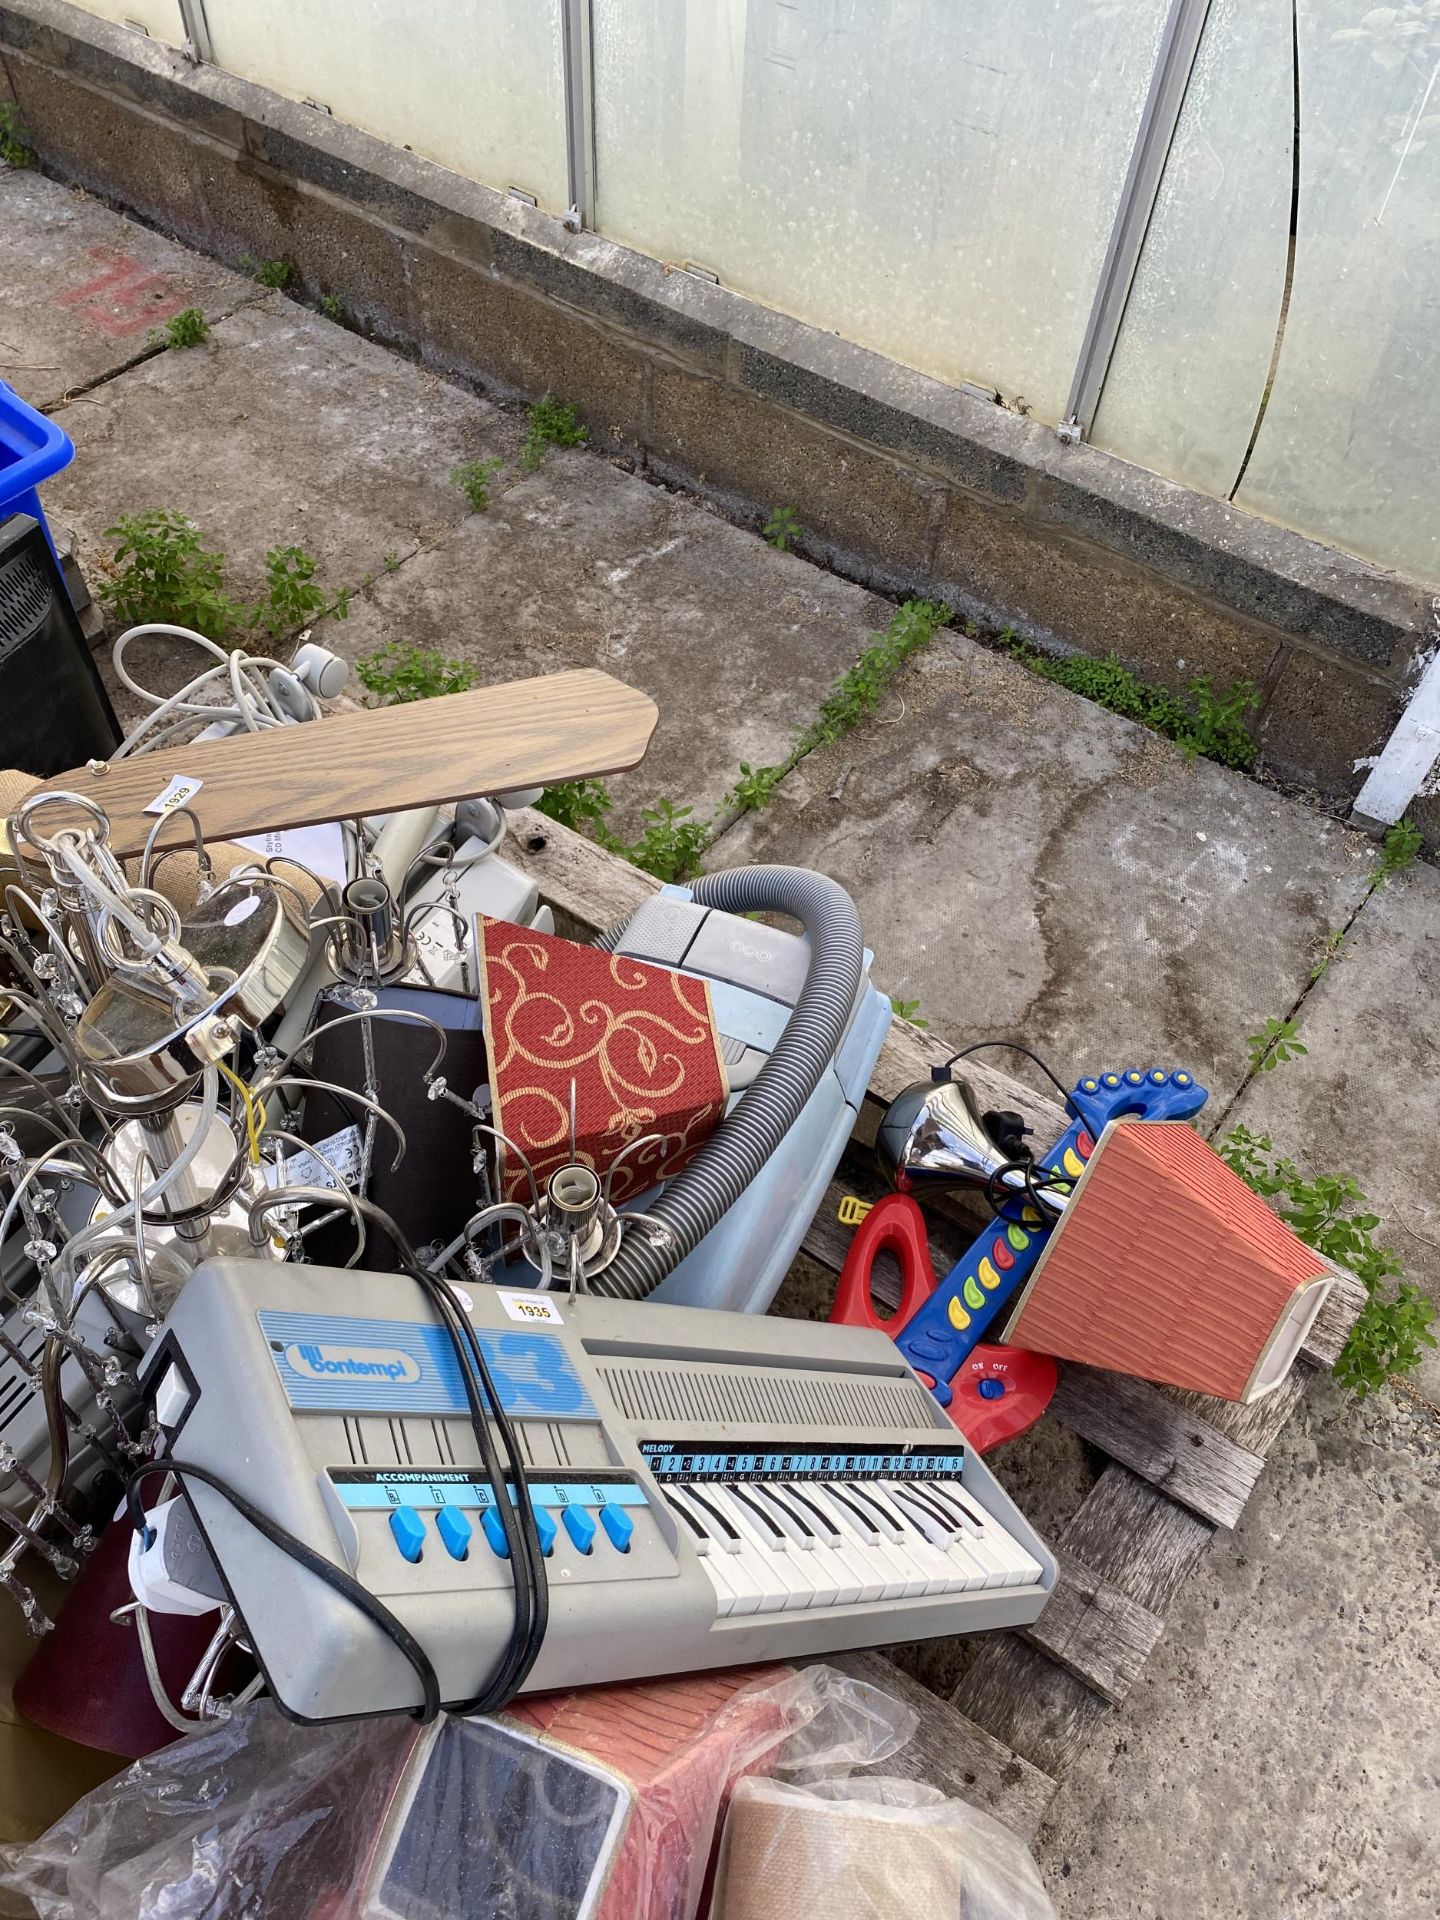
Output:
left=477, top=916, right=728, bottom=1204
left=1002, top=1119, right=1334, bottom=1403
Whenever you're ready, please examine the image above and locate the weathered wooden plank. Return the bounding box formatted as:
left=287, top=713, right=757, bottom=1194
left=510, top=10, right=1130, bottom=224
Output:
left=510, top=804, right=657, bottom=936
left=829, top=1651, right=1057, bottom=1841
left=948, top=1634, right=1108, bottom=1783
left=1017, top=1547, right=1164, bottom=1707
left=1299, top=1265, right=1364, bottom=1365
left=1048, top=1364, right=1263, bottom=1530
left=1159, top=1360, right=1314, bottom=1459
left=1056, top=1465, right=1215, bottom=1615
left=952, top=1465, right=1215, bottom=1774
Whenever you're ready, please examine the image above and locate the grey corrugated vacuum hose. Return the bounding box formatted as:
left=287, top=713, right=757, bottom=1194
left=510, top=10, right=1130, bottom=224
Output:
left=590, top=865, right=864, bottom=1300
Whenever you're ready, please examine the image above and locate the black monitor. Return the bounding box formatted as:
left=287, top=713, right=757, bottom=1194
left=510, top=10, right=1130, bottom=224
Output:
left=0, top=512, right=119, bottom=776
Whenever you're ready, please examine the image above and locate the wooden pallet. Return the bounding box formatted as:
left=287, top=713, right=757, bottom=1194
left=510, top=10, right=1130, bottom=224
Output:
left=507, top=808, right=1364, bottom=1843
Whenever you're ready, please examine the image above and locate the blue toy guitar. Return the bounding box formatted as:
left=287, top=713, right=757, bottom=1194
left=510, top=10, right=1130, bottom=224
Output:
left=893, top=1067, right=1207, bottom=1405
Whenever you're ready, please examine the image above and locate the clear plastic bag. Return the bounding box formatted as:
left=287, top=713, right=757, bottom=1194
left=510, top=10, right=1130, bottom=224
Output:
left=0, top=1663, right=914, bottom=1920
left=709, top=1770, right=1057, bottom=1920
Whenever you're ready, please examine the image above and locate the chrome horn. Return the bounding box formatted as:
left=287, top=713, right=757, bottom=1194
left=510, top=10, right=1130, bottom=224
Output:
left=875, top=1072, right=1028, bottom=1194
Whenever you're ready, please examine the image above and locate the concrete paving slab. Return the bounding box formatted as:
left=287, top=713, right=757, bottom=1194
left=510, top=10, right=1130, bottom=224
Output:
left=1224, top=862, right=1440, bottom=1399
left=1036, top=1379, right=1440, bottom=1919
left=11, top=171, right=1435, bottom=1920
left=310, top=453, right=892, bottom=829
left=45, top=297, right=521, bottom=614
left=710, top=632, right=1375, bottom=1111
left=0, top=170, right=257, bottom=409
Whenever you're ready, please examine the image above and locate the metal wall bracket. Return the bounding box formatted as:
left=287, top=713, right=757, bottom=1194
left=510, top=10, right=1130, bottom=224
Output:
left=175, top=0, right=213, bottom=66
left=1060, top=0, right=1215, bottom=444
left=561, top=0, right=596, bottom=230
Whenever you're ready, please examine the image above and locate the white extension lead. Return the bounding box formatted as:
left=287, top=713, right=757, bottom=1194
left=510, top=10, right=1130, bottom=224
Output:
left=109, top=624, right=349, bottom=759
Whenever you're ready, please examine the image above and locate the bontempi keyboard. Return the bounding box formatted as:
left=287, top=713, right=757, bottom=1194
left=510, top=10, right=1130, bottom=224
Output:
left=141, top=1262, right=1056, bottom=1721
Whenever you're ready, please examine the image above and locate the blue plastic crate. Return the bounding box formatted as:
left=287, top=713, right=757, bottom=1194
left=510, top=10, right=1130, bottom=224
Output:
left=0, top=380, right=74, bottom=563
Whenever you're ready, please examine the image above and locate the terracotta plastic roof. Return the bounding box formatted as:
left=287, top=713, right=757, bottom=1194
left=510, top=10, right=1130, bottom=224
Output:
left=1006, top=1120, right=1329, bottom=1401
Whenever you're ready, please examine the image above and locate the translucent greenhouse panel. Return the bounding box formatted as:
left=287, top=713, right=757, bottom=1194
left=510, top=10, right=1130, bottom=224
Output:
left=64, top=0, right=186, bottom=47
left=591, top=0, right=1173, bottom=422
left=1236, top=3, right=1440, bottom=585
left=203, top=0, right=567, bottom=213
left=1090, top=0, right=1295, bottom=501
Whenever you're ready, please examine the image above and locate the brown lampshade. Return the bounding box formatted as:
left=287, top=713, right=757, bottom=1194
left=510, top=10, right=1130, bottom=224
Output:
left=1001, top=1119, right=1333, bottom=1403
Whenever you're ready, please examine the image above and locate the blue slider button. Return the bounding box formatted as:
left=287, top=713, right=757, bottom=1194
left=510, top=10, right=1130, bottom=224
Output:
left=599, top=1504, right=633, bottom=1552
left=388, top=1507, right=427, bottom=1563
left=482, top=1506, right=511, bottom=1560
left=434, top=1506, right=472, bottom=1561
left=562, top=1505, right=596, bottom=1554
left=534, top=1506, right=557, bottom=1556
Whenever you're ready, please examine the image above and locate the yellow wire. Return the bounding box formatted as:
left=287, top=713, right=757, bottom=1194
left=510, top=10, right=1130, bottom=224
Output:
left=217, top=1060, right=264, bottom=1166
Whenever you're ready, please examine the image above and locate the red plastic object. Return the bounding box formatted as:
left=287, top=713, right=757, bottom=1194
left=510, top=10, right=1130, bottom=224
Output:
left=828, top=1192, right=935, bottom=1331
left=830, top=1193, right=1055, bottom=1452
left=946, top=1344, right=1058, bottom=1453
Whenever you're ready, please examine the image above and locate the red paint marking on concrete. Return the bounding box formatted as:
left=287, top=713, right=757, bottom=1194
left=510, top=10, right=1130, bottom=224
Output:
left=55, top=247, right=186, bottom=337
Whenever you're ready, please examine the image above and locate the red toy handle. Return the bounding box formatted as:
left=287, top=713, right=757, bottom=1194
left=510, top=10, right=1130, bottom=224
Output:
left=830, top=1193, right=1056, bottom=1452
left=829, top=1194, right=936, bottom=1331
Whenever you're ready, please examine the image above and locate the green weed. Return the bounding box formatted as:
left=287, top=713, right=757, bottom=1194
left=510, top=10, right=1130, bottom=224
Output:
left=357, top=643, right=476, bottom=704
left=452, top=457, right=504, bottom=513
left=1002, top=637, right=1259, bottom=771
left=155, top=307, right=209, bottom=349
left=1220, top=1125, right=1435, bottom=1397
left=799, top=600, right=951, bottom=753
left=522, top=397, right=587, bottom=470
left=728, top=762, right=786, bottom=814
left=1245, top=1014, right=1308, bottom=1075
left=100, top=510, right=237, bottom=636
left=1375, top=817, right=1423, bottom=885
left=764, top=505, right=803, bottom=553
left=250, top=258, right=294, bottom=290
left=535, top=781, right=705, bottom=881
left=889, top=996, right=928, bottom=1029
left=1309, top=927, right=1346, bottom=984
left=252, top=545, right=332, bottom=639
left=626, top=800, right=709, bottom=883
left=535, top=779, right=617, bottom=840
left=0, top=103, right=33, bottom=169
left=319, top=292, right=345, bottom=323
left=1182, top=675, right=1262, bottom=770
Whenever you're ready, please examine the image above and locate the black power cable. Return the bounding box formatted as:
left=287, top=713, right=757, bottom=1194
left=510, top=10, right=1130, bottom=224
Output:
left=126, top=1458, right=441, bottom=1721
left=126, top=1197, right=550, bottom=1721
left=931, top=1039, right=1075, bottom=1111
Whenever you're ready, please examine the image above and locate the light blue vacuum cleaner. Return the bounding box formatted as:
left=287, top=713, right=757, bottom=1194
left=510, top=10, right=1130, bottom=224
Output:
left=591, top=869, right=892, bottom=1314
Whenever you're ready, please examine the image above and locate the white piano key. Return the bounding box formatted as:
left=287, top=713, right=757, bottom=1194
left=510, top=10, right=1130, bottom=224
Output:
left=749, top=1487, right=843, bottom=1608
left=921, top=1483, right=1017, bottom=1588
left=847, top=1484, right=954, bottom=1596
left=819, top=1483, right=882, bottom=1544
left=706, top=1487, right=813, bottom=1613
left=676, top=1485, right=766, bottom=1615
left=663, top=1489, right=740, bottom=1618
left=935, top=1483, right=1045, bottom=1587
left=881, top=1481, right=954, bottom=1548
left=882, top=1484, right=991, bottom=1592
left=682, top=1484, right=744, bottom=1553
left=818, top=1484, right=918, bottom=1602
left=782, top=1485, right=871, bottom=1606
left=842, top=1483, right=909, bottom=1545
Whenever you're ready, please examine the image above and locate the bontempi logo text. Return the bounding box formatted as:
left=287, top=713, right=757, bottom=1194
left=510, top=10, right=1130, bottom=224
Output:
left=284, top=1342, right=422, bottom=1384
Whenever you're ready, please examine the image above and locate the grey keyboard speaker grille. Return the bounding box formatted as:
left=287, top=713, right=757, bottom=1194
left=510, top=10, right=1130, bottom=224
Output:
left=596, top=1358, right=935, bottom=1430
